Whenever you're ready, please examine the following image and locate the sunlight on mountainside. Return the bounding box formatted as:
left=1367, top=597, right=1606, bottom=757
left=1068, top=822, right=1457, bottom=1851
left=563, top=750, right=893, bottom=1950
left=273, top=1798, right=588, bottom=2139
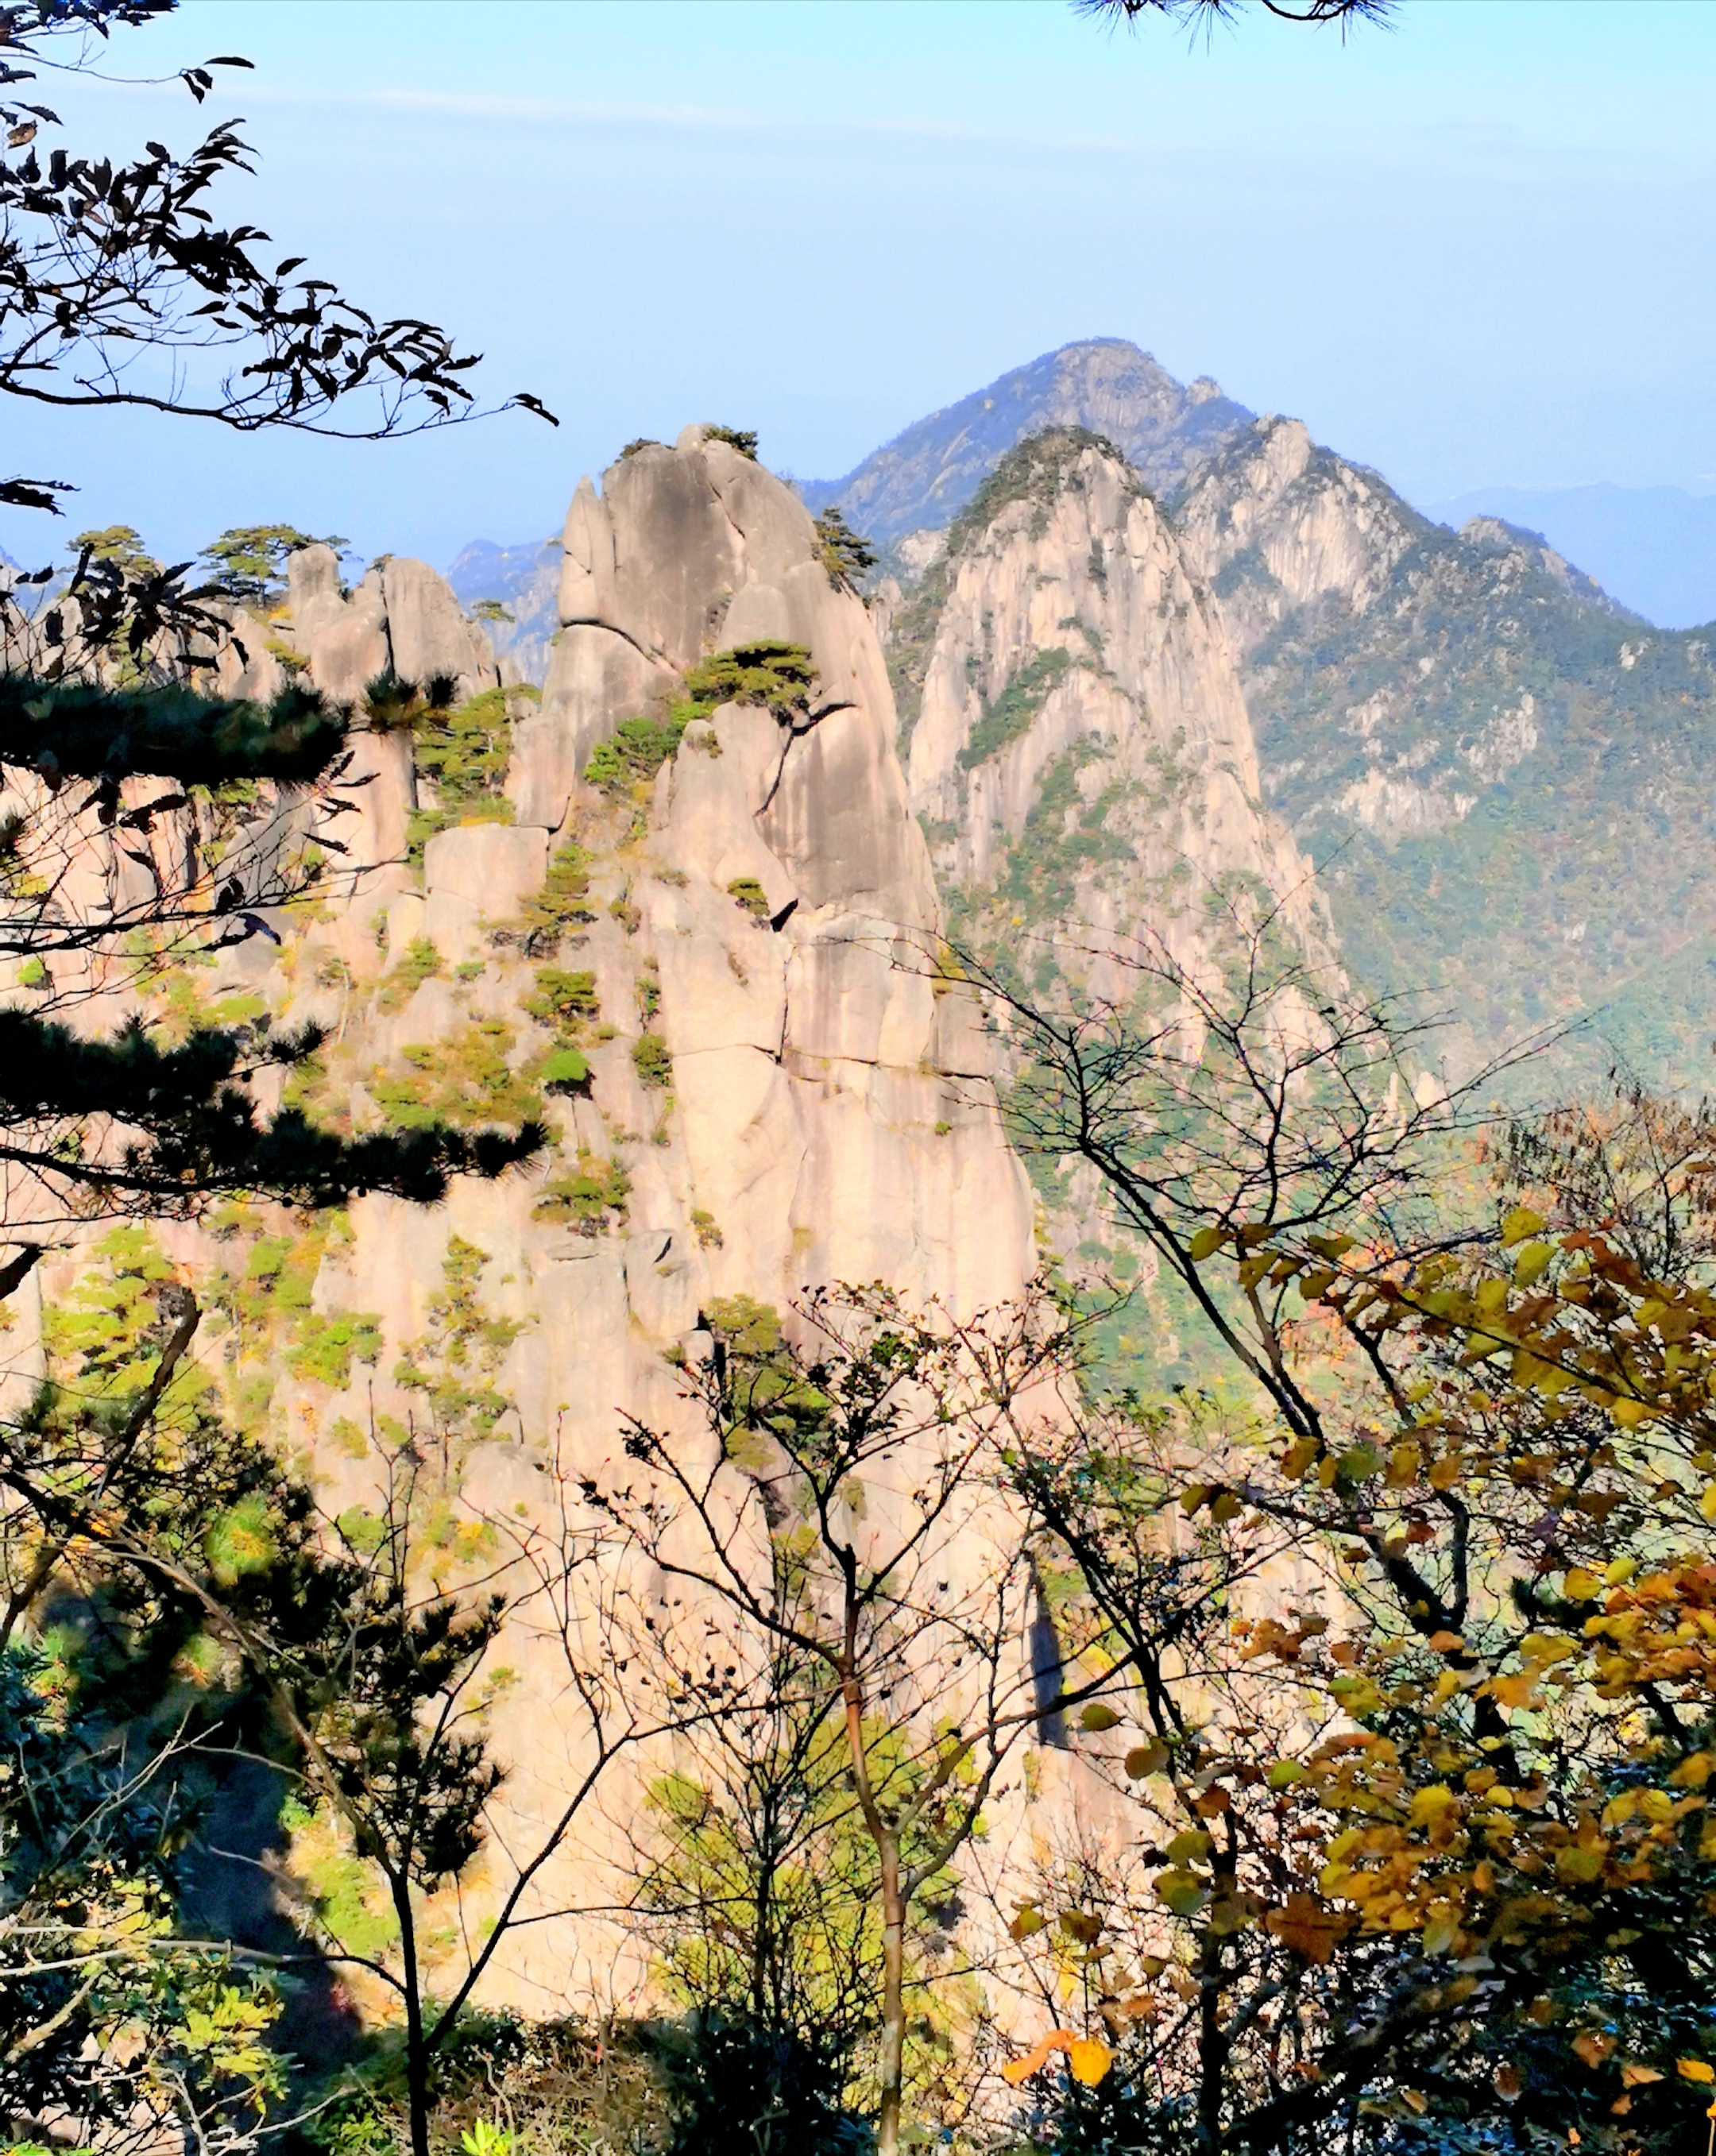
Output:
left=4, top=6, right=1714, bottom=2154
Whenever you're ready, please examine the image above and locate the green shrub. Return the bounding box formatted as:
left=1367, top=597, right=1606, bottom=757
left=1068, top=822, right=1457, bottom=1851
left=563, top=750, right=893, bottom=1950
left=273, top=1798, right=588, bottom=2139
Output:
left=514, top=840, right=594, bottom=949
left=727, top=876, right=769, bottom=920
left=376, top=935, right=443, bottom=1011
left=586, top=712, right=690, bottom=791
left=288, top=1312, right=384, bottom=1389
left=632, top=1032, right=672, bottom=1089
left=393, top=1235, right=520, bottom=1446
left=532, top=1150, right=631, bottom=1234
left=815, top=505, right=877, bottom=594
left=701, top=424, right=759, bottom=458
left=524, top=965, right=600, bottom=1032
left=371, top=1021, right=543, bottom=1130
left=539, top=1047, right=590, bottom=1095
left=585, top=642, right=819, bottom=793
left=405, top=684, right=522, bottom=864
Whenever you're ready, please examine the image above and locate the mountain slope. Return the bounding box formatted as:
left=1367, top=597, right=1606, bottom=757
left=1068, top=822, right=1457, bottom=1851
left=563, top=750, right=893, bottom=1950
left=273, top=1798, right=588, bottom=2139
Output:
left=1176, top=418, right=1716, bottom=1083
left=1425, top=482, right=1716, bottom=632
left=803, top=338, right=1253, bottom=545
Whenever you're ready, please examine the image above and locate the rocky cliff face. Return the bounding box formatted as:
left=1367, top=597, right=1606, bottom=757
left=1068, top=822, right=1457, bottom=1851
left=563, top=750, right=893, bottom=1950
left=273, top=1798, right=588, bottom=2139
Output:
left=869, top=429, right=1329, bottom=1347
left=877, top=431, right=1324, bottom=992
left=804, top=338, right=1254, bottom=547
left=17, top=435, right=1039, bottom=2012
left=187, top=428, right=1032, bottom=1477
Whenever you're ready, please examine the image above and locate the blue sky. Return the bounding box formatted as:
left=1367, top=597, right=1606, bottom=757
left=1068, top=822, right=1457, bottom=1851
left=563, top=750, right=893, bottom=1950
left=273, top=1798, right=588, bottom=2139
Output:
left=8, top=0, right=1714, bottom=570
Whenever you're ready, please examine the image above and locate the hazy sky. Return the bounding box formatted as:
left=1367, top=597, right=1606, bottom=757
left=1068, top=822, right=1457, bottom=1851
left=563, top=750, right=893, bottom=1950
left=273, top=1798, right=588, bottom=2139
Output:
left=7, top=0, right=1714, bottom=570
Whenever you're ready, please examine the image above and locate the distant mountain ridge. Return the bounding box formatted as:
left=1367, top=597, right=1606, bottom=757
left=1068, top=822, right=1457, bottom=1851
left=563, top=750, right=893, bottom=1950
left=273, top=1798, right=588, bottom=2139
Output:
left=446, top=535, right=561, bottom=684
left=800, top=337, right=1254, bottom=543
left=1424, top=482, right=1716, bottom=632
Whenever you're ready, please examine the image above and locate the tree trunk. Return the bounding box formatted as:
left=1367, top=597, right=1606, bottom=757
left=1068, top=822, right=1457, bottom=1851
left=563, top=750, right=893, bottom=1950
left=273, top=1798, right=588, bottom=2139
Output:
left=878, top=1830, right=906, bottom=2156
left=397, top=1887, right=431, bottom=2156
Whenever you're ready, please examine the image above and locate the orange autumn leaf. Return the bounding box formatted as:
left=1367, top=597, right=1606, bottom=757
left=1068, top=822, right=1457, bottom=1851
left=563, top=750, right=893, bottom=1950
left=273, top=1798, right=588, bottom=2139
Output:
left=1002, top=2030, right=1076, bottom=2086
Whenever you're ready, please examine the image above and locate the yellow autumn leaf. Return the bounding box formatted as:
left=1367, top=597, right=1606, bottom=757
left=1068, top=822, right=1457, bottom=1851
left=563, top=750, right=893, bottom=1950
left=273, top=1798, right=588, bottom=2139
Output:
left=1069, top=2037, right=1114, bottom=2086
left=1282, top=1435, right=1319, bottom=1480
left=1079, top=1703, right=1122, bottom=1733
left=1124, top=1740, right=1169, bottom=1779
left=1701, top=1482, right=1716, bottom=1524
left=1563, top=1567, right=1603, bottom=1602
left=1678, top=2058, right=1715, bottom=2084
left=1501, top=1207, right=1545, bottom=1247
left=1556, top=1845, right=1605, bottom=1884
left=1513, top=1239, right=1552, bottom=1285
left=1187, top=1226, right=1225, bottom=1263
left=1165, top=1828, right=1213, bottom=1864
left=1409, top=1783, right=1459, bottom=1825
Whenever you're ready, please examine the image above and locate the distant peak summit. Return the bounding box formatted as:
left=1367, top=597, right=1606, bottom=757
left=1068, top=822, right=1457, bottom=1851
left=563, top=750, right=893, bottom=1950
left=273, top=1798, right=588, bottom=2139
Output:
left=802, top=338, right=1253, bottom=544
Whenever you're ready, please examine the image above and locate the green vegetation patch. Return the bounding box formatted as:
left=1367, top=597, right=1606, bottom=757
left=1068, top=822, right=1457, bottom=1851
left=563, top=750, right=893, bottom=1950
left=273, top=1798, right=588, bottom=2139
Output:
left=585, top=641, right=818, bottom=792
left=524, top=964, right=600, bottom=1032
left=815, top=504, right=877, bottom=594
left=406, top=683, right=525, bottom=864
left=514, top=839, right=594, bottom=949
left=533, top=1149, right=632, bottom=1234
left=701, top=423, right=758, bottom=458
left=375, top=935, right=443, bottom=1012
left=958, top=647, right=1074, bottom=769
left=632, top=1032, right=672, bottom=1089
left=946, top=426, right=1137, bottom=556
left=539, top=1046, right=590, bottom=1094
left=371, top=1020, right=543, bottom=1130
left=394, top=1234, right=520, bottom=1447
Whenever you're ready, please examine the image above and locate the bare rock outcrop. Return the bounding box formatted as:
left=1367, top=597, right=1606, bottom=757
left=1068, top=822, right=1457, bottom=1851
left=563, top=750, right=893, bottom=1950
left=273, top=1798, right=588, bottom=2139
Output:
left=276, top=543, right=500, bottom=708
left=898, top=431, right=1326, bottom=982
